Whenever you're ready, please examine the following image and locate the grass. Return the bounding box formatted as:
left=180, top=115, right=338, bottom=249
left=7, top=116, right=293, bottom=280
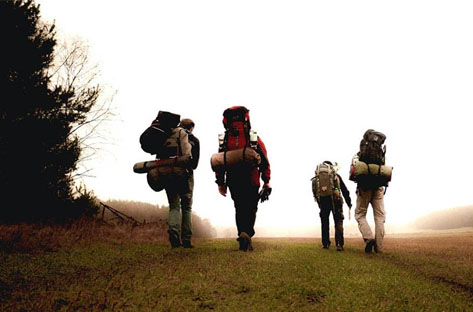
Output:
left=1, top=229, right=472, bottom=311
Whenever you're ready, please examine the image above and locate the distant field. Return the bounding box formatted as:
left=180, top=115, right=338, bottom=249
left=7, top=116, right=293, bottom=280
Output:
left=1, top=230, right=472, bottom=311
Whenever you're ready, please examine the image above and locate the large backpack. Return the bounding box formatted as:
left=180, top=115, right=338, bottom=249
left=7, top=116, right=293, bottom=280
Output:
left=220, top=106, right=251, bottom=152
left=139, top=111, right=181, bottom=156
left=312, top=162, right=341, bottom=202
left=359, top=129, right=386, bottom=165
left=219, top=106, right=269, bottom=171
left=146, top=127, right=192, bottom=191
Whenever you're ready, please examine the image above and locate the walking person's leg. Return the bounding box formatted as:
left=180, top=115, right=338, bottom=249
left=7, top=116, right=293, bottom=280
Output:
left=371, top=187, right=386, bottom=253
left=355, top=189, right=376, bottom=253
left=165, top=186, right=182, bottom=248
left=180, top=175, right=194, bottom=248
left=334, top=201, right=344, bottom=251
left=320, top=204, right=331, bottom=248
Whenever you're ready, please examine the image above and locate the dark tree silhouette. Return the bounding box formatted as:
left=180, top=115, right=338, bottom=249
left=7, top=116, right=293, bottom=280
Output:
left=0, top=0, right=99, bottom=222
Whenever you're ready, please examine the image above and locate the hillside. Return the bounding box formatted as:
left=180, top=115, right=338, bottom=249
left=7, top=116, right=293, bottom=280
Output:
left=415, top=205, right=473, bottom=230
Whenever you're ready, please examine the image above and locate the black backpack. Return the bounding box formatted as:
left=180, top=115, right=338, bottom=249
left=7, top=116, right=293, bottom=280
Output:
left=359, top=129, right=386, bottom=165
left=139, top=111, right=180, bottom=155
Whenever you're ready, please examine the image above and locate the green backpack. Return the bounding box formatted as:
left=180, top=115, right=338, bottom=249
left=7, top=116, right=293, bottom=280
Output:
left=312, top=162, right=341, bottom=202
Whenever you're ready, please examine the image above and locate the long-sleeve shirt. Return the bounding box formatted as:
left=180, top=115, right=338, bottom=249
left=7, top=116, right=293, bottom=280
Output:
left=187, top=132, right=200, bottom=171
left=337, top=174, right=352, bottom=207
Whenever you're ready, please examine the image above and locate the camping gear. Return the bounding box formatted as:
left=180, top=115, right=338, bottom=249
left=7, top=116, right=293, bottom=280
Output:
left=312, top=162, right=341, bottom=201
left=146, top=168, right=165, bottom=192
left=210, top=148, right=261, bottom=171
left=212, top=106, right=267, bottom=171
left=145, top=156, right=192, bottom=193
left=139, top=111, right=180, bottom=155
left=359, top=129, right=386, bottom=165
left=133, top=155, right=191, bottom=173
left=220, top=106, right=251, bottom=152
left=350, top=158, right=393, bottom=186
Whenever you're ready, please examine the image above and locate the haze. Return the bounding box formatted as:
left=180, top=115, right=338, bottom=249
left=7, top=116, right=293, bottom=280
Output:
left=36, top=1, right=473, bottom=234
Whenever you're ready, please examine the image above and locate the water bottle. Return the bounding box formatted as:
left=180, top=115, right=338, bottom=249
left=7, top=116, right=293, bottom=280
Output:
left=218, top=133, right=225, bottom=152
left=250, top=130, right=258, bottom=149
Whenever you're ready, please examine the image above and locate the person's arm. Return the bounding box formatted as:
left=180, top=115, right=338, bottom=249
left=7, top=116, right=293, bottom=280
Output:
left=257, top=137, right=271, bottom=187
left=189, top=135, right=200, bottom=170
left=214, top=137, right=226, bottom=195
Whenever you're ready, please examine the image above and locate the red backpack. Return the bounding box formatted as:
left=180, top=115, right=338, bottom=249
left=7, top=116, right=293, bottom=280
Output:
left=220, top=106, right=252, bottom=152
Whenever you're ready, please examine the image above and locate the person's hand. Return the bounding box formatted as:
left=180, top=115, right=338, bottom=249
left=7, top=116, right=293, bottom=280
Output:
left=259, top=183, right=272, bottom=203
left=218, top=185, right=227, bottom=197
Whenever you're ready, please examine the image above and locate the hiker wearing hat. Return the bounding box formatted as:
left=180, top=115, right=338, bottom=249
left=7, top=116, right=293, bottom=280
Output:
left=169, top=118, right=200, bottom=248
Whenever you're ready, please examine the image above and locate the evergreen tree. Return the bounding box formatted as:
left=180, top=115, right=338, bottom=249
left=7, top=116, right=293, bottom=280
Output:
left=0, top=0, right=98, bottom=222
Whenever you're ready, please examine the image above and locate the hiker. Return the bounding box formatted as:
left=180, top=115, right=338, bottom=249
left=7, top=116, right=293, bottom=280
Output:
left=350, top=129, right=393, bottom=253
left=213, top=106, right=271, bottom=251
left=175, top=118, right=200, bottom=248
left=138, top=111, right=193, bottom=248
left=312, top=161, right=352, bottom=251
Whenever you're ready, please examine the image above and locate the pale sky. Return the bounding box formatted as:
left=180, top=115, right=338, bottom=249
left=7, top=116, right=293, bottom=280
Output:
left=36, top=1, right=473, bottom=230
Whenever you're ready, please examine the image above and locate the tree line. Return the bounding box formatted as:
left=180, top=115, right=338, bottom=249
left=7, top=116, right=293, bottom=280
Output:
left=0, top=0, right=104, bottom=223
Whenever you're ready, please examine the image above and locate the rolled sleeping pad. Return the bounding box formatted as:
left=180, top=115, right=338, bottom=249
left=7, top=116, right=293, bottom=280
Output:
left=210, top=148, right=261, bottom=172
left=351, top=160, right=393, bottom=181
left=133, top=155, right=191, bottom=173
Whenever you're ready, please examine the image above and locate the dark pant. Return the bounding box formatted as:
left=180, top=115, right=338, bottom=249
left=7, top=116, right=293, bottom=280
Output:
left=318, top=196, right=344, bottom=247
left=228, top=183, right=259, bottom=238
left=164, top=174, right=193, bottom=242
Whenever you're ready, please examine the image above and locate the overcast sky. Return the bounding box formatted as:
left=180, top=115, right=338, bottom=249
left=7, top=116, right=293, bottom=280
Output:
left=36, top=1, right=473, bottom=231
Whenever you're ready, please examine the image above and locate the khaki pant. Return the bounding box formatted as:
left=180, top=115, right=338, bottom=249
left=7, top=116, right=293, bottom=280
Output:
left=355, top=187, right=385, bottom=251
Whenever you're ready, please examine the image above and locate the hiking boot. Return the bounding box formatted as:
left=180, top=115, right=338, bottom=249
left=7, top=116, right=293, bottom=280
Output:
left=248, top=238, right=254, bottom=251
left=374, top=243, right=382, bottom=254
left=322, top=245, right=329, bottom=249
left=365, top=239, right=375, bottom=254
left=336, top=245, right=344, bottom=252
left=169, top=232, right=181, bottom=248
left=182, top=240, right=194, bottom=249
left=237, top=232, right=251, bottom=251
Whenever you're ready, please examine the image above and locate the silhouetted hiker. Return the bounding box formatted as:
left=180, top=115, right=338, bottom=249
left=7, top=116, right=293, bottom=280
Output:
left=312, top=161, right=352, bottom=251
left=349, top=129, right=393, bottom=253
left=138, top=111, right=193, bottom=248
left=211, top=106, right=271, bottom=251
left=176, top=118, right=200, bottom=248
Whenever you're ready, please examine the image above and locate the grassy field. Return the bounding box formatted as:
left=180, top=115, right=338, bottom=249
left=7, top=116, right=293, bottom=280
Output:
left=1, top=230, right=472, bottom=311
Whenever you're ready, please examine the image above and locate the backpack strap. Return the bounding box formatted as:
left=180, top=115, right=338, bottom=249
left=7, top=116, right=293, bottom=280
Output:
left=177, top=128, right=182, bottom=156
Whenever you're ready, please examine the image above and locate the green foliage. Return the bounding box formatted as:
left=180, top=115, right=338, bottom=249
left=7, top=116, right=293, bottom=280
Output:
left=1, top=237, right=472, bottom=311
left=0, top=0, right=99, bottom=222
